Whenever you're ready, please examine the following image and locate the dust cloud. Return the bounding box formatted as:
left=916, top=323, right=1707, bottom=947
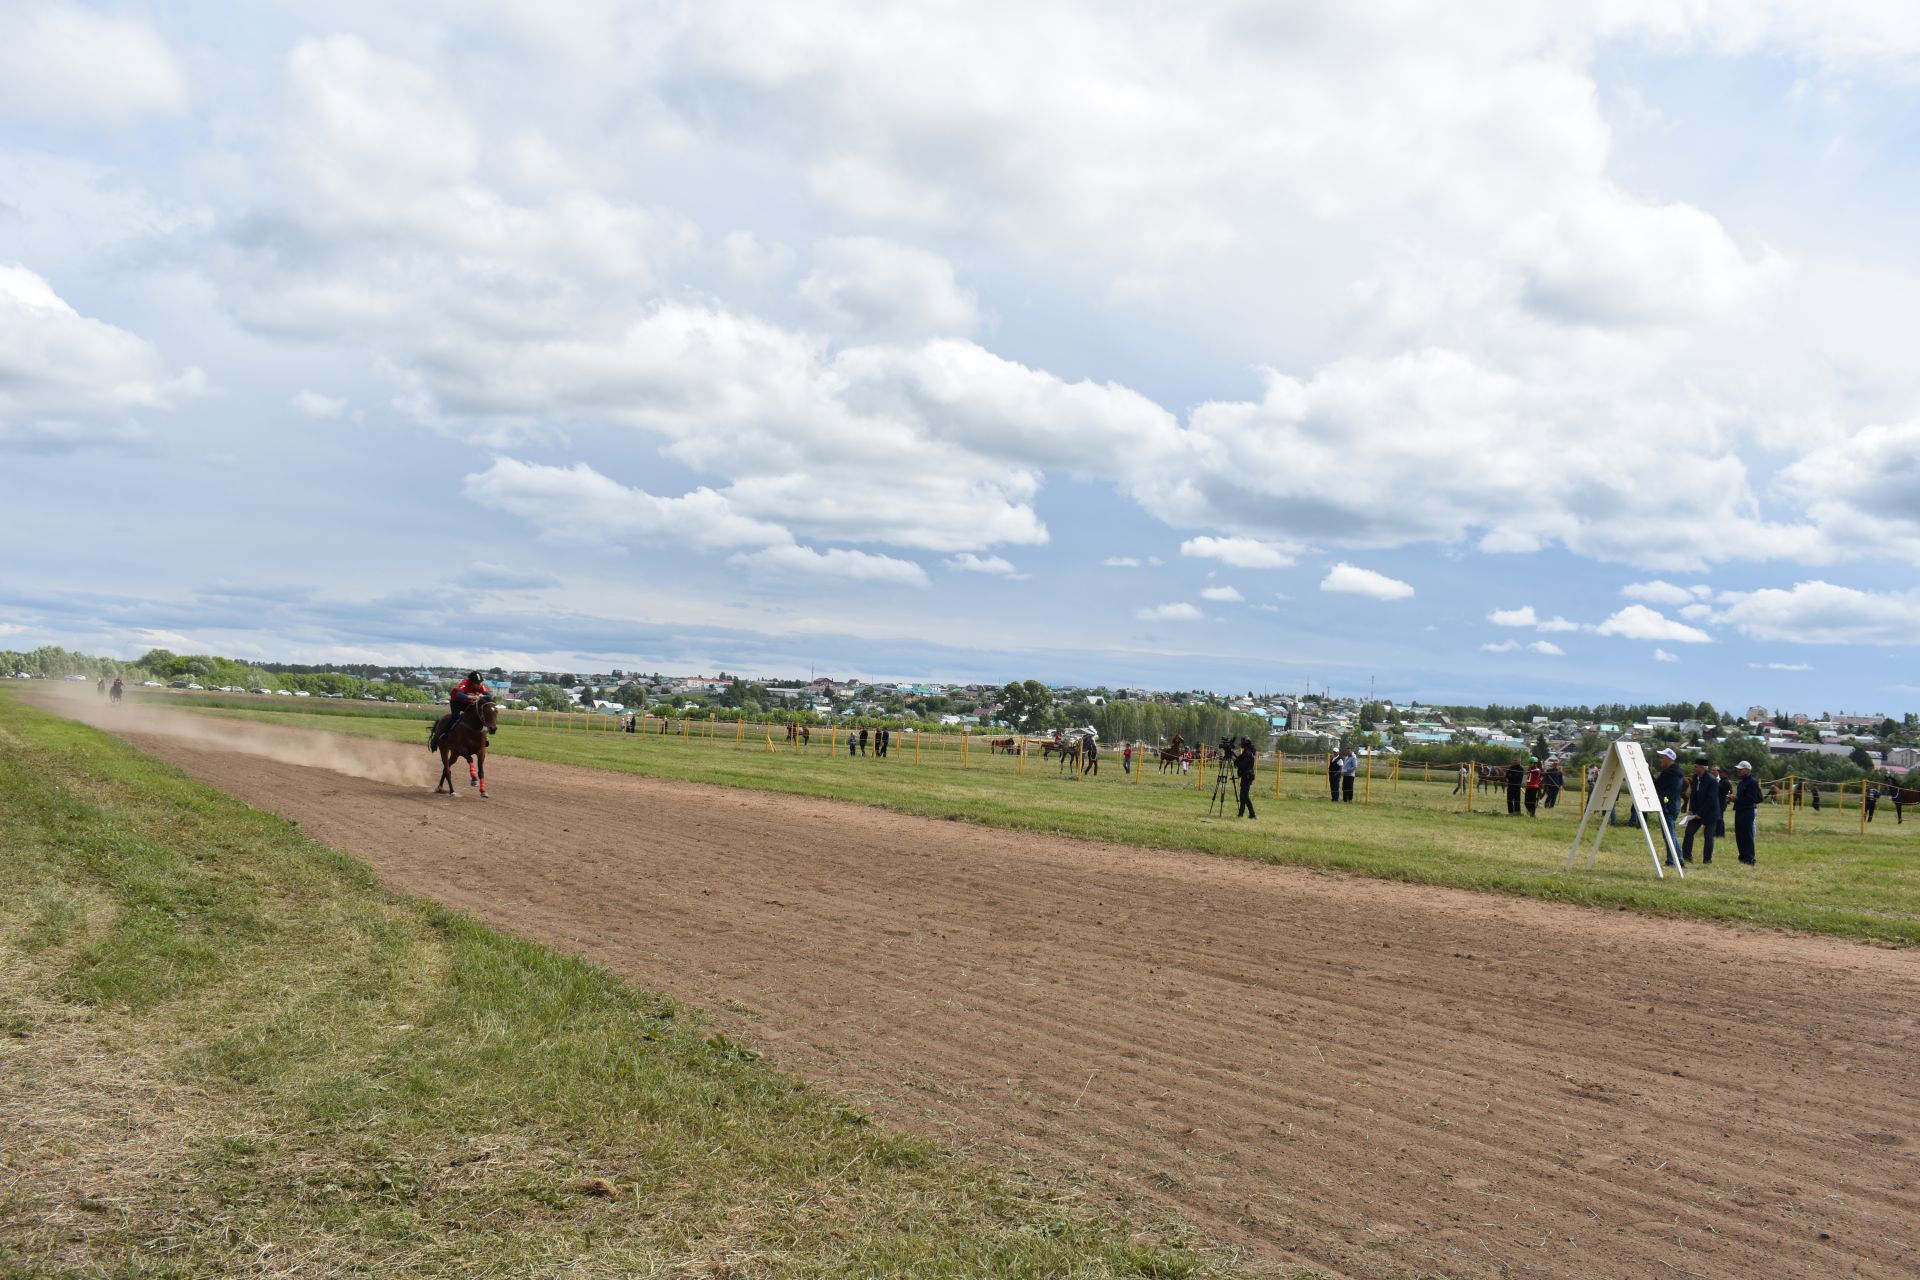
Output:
left=31, top=685, right=432, bottom=788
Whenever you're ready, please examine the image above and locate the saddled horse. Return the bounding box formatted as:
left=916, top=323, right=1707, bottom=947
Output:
left=1156, top=734, right=1187, bottom=773
left=429, top=697, right=498, bottom=796
left=988, top=736, right=1017, bottom=755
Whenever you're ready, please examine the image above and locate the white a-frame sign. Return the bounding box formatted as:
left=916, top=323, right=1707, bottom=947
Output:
left=1565, top=741, right=1684, bottom=879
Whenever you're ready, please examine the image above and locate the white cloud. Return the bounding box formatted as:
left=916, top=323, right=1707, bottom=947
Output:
left=1320, top=562, right=1414, bottom=600
left=1536, top=615, right=1580, bottom=632
left=1482, top=638, right=1564, bottom=655
left=1749, top=661, right=1812, bottom=672
left=463, top=458, right=793, bottom=551
left=1779, top=420, right=1920, bottom=565
left=1622, top=580, right=1698, bottom=607
left=1653, top=648, right=1679, bottom=662
left=290, top=390, right=346, bottom=419
left=1179, top=536, right=1299, bottom=569
left=1592, top=604, right=1712, bottom=643
left=1713, top=581, right=1920, bottom=645
left=729, top=544, right=929, bottom=587
left=0, top=263, right=203, bottom=452
left=0, top=2, right=187, bottom=126
left=1103, top=556, right=1141, bottom=567
left=1488, top=605, right=1539, bottom=627
left=945, top=552, right=1021, bottom=576
left=797, top=236, right=979, bottom=341
left=1135, top=602, right=1203, bottom=621
left=1199, top=585, right=1244, bottom=603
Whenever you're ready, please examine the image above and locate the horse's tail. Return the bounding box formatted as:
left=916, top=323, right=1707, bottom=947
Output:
left=428, top=718, right=443, bottom=752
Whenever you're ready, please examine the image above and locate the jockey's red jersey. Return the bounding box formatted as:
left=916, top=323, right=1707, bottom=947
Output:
left=452, top=676, right=489, bottom=702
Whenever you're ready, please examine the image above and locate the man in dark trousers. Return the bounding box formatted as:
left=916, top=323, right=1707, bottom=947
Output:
left=1523, top=756, right=1543, bottom=816
left=1234, top=737, right=1257, bottom=819
left=1682, top=757, right=1719, bottom=864
left=1505, top=756, right=1524, bottom=815
left=1340, top=748, right=1358, bottom=802
left=1733, top=760, right=1762, bottom=864
left=858, top=727, right=869, bottom=755
left=1542, top=758, right=1564, bottom=808
left=1653, top=747, right=1684, bottom=857
left=1328, top=753, right=1341, bottom=802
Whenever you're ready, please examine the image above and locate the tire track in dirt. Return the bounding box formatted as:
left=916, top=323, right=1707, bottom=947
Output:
left=61, top=707, right=1920, bottom=1279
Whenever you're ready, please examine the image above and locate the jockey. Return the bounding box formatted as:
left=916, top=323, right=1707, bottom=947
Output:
left=449, top=670, right=490, bottom=732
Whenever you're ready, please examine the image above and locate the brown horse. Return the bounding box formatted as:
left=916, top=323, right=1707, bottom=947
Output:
left=430, top=697, right=498, bottom=796
left=1156, top=734, right=1186, bottom=773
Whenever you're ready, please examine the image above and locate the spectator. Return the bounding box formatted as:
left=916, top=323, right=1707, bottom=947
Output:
left=1328, top=753, right=1341, bottom=803
left=1733, top=760, right=1762, bottom=865
left=1122, top=742, right=1133, bottom=774
left=1340, top=748, right=1359, bottom=802
left=1543, top=758, right=1564, bottom=809
left=1653, top=748, right=1684, bottom=854
left=1505, top=756, right=1524, bottom=815
left=1866, top=783, right=1879, bottom=823
left=859, top=727, right=869, bottom=756
left=1523, top=756, right=1543, bottom=817
left=1452, top=762, right=1469, bottom=795
left=1682, top=757, right=1719, bottom=864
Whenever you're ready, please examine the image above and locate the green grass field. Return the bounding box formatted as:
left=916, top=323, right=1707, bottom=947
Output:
left=0, top=692, right=1244, bottom=1278
left=162, top=692, right=1920, bottom=946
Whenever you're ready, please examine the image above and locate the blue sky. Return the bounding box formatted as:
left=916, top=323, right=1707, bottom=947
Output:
left=3, top=1, right=1919, bottom=714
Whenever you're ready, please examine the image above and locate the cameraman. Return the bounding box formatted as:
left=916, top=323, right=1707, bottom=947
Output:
left=1234, top=736, right=1258, bottom=819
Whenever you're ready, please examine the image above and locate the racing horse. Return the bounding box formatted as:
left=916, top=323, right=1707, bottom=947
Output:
left=429, top=696, right=498, bottom=796
left=1156, top=734, right=1187, bottom=772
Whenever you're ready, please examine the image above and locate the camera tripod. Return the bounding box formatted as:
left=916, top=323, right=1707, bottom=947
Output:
left=1208, top=751, right=1237, bottom=816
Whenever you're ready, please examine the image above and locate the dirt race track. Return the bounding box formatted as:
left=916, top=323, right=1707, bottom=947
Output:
left=70, top=708, right=1920, bottom=1278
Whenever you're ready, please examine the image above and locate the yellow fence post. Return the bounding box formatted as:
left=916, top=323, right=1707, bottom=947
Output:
left=1364, top=752, right=1372, bottom=804
left=962, top=728, right=970, bottom=770
left=1787, top=775, right=1795, bottom=836
left=1465, top=760, right=1472, bottom=813
left=914, top=731, right=920, bottom=764
left=1391, top=758, right=1399, bottom=793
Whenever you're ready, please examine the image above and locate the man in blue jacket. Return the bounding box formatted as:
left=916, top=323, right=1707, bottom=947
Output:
left=1732, top=760, right=1762, bottom=865
left=1682, top=757, right=1719, bottom=864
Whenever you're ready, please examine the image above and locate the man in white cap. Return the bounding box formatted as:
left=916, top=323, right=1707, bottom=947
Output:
left=1653, top=747, right=1684, bottom=863
left=1732, top=760, right=1762, bottom=864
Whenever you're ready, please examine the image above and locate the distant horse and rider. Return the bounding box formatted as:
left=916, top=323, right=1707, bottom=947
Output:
left=785, top=721, right=812, bottom=745
left=1157, top=734, right=1188, bottom=773
left=429, top=670, right=497, bottom=796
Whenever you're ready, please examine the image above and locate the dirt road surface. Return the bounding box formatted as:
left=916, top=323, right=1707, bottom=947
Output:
left=55, top=704, right=1920, bottom=1278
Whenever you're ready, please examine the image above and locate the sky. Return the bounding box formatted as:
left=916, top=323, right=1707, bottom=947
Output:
left=3, top=0, right=1919, bottom=714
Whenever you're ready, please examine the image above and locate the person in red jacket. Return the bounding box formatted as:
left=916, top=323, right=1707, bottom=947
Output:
left=1523, top=756, right=1544, bottom=817
left=449, top=670, right=490, bottom=733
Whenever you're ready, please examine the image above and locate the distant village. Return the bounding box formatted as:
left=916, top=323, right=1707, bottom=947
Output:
left=6, top=643, right=1914, bottom=778
left=406, top=665, right=1920, bottom=777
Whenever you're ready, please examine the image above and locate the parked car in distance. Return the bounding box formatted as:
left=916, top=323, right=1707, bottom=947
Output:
left=250, top=687, right=270, bottom=695
left=274, top=689, right=292, bottom=696
left=142, top=680, right=163, bottom=687
left=186, top=683, right=204, bottom=690
left=169, top=679, right=189, bottom=688
left=293, top=690, right=311, bottom=697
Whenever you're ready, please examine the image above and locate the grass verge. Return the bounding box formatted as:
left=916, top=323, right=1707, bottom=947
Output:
left=0, top=695, right=1245, bottom=1278
left=175, top=697, right=1920, bottom=946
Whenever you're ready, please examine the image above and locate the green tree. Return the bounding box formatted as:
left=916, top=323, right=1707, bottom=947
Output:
left=997, top=679, right=1052, bottom=731
left=525, top=683, right=573, bottom=712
